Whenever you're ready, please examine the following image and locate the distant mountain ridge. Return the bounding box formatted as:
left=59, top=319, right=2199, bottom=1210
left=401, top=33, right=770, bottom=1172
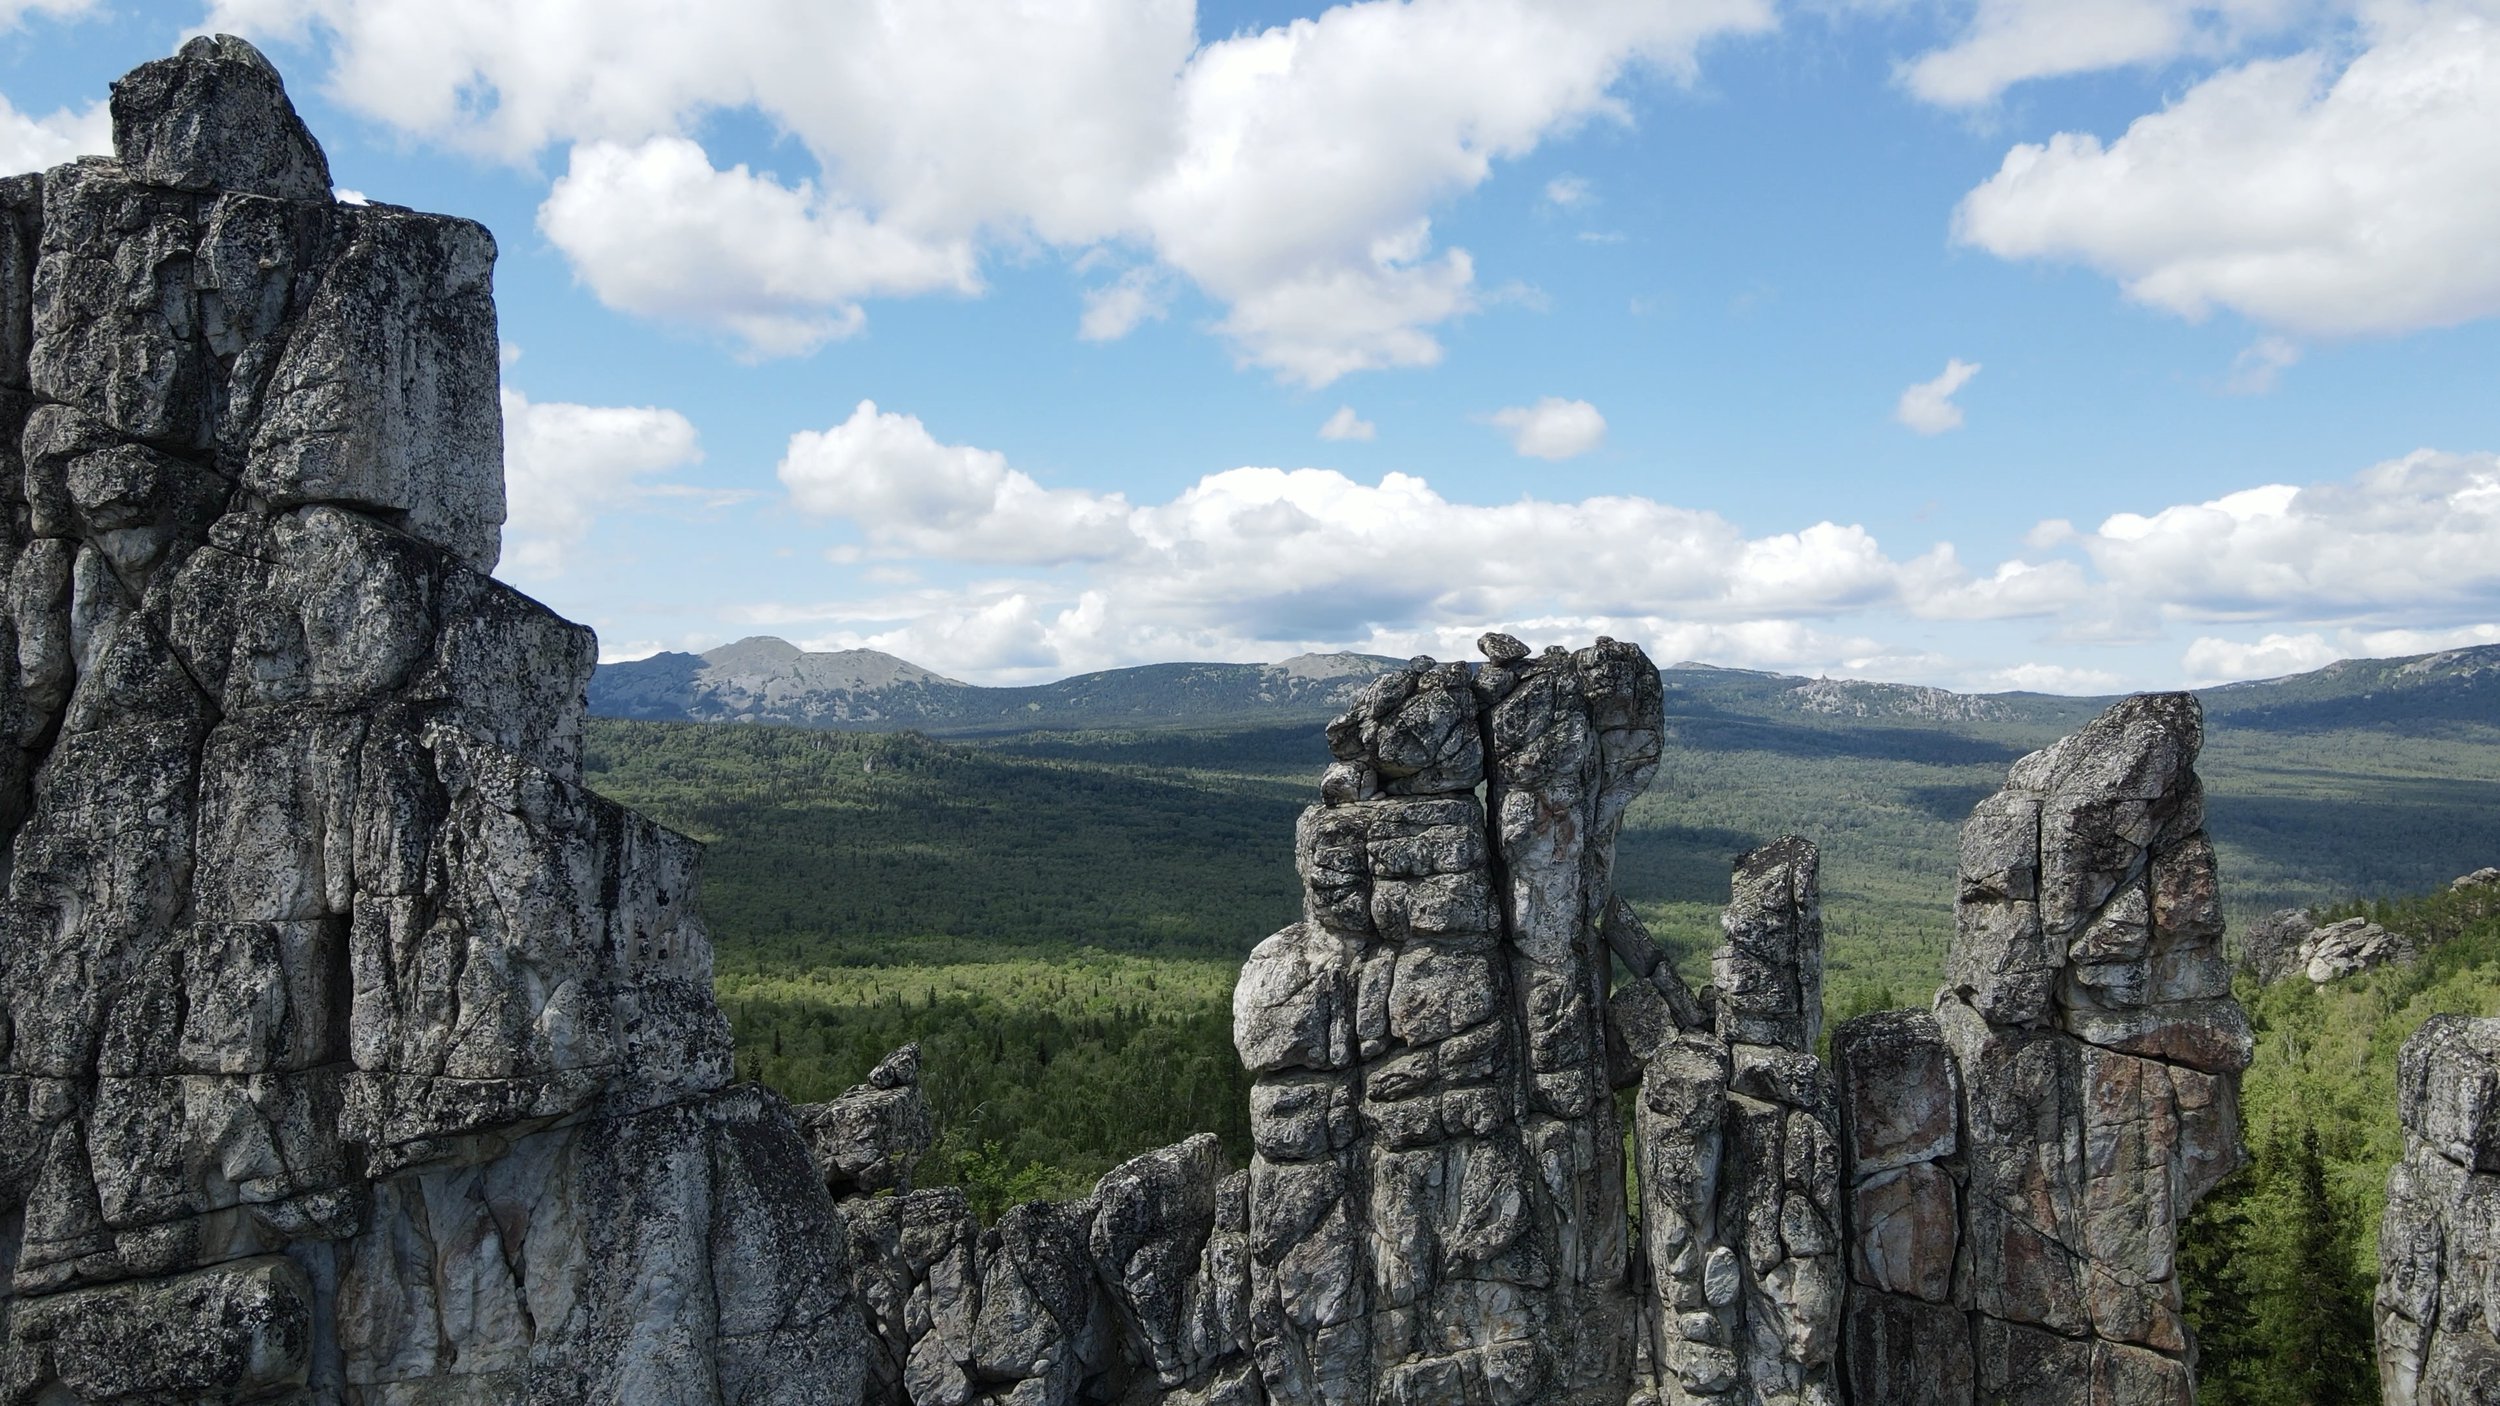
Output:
left=588, top=637, right=2500, bottom=736
left=590, top=637, right=1406, bottom=735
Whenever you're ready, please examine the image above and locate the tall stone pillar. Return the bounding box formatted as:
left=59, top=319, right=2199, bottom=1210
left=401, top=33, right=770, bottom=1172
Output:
left=2376, top=1015, right=2500, bottom=1404
left=1232, top=636, right=1662, bottom=1406
left=1835, top=692, right=2250, bottom=1406
left=1627, top=837, right=1843, bottom=1406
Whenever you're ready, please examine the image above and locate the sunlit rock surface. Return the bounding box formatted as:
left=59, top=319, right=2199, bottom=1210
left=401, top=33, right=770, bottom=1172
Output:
left=0, top=37, right=864, bottom=1405
left=2377, top=1015, right=2500, bottom=1405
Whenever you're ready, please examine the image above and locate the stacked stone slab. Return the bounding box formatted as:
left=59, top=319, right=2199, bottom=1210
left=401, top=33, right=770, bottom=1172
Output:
left=0, top=37, right=864, bottom=1403
left=2377, top=1016, right=2500, bottom=1404
left=1230, top=636, right=1663, bottom=1406
left=1621, top=837, right=1844, bottom=1405
left=1834, top=692, right=2251, bottom=1405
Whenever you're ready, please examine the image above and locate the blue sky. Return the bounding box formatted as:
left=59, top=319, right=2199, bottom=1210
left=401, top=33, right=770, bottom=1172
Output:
left=4, top=0, right=2495, bottom=691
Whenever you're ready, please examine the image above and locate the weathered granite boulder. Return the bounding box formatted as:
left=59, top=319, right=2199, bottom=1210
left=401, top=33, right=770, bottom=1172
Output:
left=799, top=1042, right=938, bottom=1199
left=0, top=38, right=863, bottom=1404
left=2241, top=908, right=2418, bottom=986
left=2378, top=1015, right=2500, bottom=1404
left=1837, top=693, right=2248, bottom=1406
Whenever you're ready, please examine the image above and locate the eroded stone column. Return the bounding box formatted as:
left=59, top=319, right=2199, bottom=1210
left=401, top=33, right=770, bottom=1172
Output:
left=1630, top=837, right=1843, bottom=1406
left=1837, top=692, right=2250, bottom=1406
left=2376, top=1015, right=2500, bottom=1404
left=1232, top=636, right=1662, bottom=1406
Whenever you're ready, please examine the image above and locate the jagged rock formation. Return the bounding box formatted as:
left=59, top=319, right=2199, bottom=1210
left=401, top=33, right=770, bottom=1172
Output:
left=1621, top=837, right=1843, bottom=1405
left=1836, top=692, right=2250, bottom=1405
left=0, top=38, right=864, bottom=1404
left=1231, top=637, right=1666, bottom=1405
left=2242, top=908, right=2417, bottom=985
left=2377, top=1016, right=2500, bottom=1404
left=3, top=38, right=2282, bottom=1406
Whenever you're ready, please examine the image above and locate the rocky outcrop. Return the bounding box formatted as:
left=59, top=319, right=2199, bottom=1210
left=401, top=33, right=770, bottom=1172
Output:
left=2377, top=1016, right=2500, bottom=1405
left=1626, top=836, right=1844, bottom=1405
left=1836, top=692, right=2249, bottom=1405
left=2240, top=908, right=2417, bottom=985
left=0, top=37, right=863, bottom=1404
left=4, top=37, right=2284, bottom=1406
left=1232, top=637, right=1663, bottom=1405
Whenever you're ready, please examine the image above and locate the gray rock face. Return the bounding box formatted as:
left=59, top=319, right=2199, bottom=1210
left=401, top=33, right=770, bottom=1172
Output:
left=1631, top=836, right=1843, bottom=1406
left=2240, top=908, right=2418, bottom=986
left=2378, top=1015, right=2500, bottom=1405
left=1235, top=639, right=1664, bottom=1406
left=0, top=38, right=860, bottom=1404
left=1837, top=692, right=2248, bottom=1406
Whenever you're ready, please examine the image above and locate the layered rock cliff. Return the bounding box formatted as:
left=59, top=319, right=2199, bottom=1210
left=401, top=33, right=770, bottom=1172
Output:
left=0, top=37, right=863, bottom=1404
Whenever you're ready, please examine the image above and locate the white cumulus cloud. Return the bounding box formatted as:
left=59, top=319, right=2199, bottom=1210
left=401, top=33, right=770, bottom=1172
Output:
left=2079, top=451, right=2500, bottom=620
left=1318, top=406, right=1376, bottom=442
left=207, top=0, right=1773, bottom=380
left=777, top=401, right=1134, bottom=565
left=538, top=138, right=980, bottom=357
left=1489, top=396, right=1606, bottom=460
left=0, top=92, right=106, bottom=176
left=1954, top=3, right=2500, bottom=337
left=499, top=388, right=705, bottom=579
left=1903, top=0, right=2309, bottom=106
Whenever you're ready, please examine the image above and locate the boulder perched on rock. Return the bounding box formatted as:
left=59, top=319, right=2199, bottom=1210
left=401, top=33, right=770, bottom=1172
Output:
left=0, top=37, right=864, bottom=1404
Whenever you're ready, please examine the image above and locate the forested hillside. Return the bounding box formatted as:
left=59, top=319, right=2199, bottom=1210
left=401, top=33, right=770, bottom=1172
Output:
left=581, top=696, right=2500, bottom=1211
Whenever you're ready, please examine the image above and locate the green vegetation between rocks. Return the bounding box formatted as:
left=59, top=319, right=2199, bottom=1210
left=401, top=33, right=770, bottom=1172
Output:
left=2182, top=881, right=2500, bottom=1406
left=581, top=706, right=2500, bottom=1244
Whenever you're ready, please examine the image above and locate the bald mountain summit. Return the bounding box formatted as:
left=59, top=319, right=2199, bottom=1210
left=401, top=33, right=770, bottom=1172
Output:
left=590, top=637, right=2500, bottom=736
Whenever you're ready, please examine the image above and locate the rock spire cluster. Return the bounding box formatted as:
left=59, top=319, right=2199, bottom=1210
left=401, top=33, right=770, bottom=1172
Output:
left=54, top=36, right=2500, bottom=1406
left=0, top=36, right=864, bottom=1403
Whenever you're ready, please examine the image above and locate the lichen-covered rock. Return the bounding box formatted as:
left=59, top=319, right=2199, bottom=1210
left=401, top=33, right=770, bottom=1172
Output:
left=1631, top=838, right=1842, bottom=1406
left=799, top=1043, right=937, bottom=1199
left=1838, top=693, right=2247, bottom=1406
left=0, top=37, right=862, bottom=1405
left=2378, top=1015, right=2500, bottom=1405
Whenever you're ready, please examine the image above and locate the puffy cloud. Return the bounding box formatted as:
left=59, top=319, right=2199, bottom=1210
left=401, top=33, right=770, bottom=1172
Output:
left=1544, top=174, right=1591, bottom=208
left=2183, top=620, right=2500, bottom=684
left=0, top=92, right=106, bottom=176
left=1318, top=406, right=1377, bottom=442
left=777, top=401, right=1134, bottom=565
left=538, top=138, right=979, bottom=357
left=2179, top=631, right=2346, bottom=683
left=1903, top=0, right=2305, bottom=106
left=499, top=387, right=704, bottom=578
left=207, top=0, right=1773, bottom=380
left=2079, top=451, right=2500, bottom=619
left=1895, top=358, right=1980, bottom=434
left=1489, top=396, right=1606, bottom=459
left=1955, top=4, right=2500, bottom=337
